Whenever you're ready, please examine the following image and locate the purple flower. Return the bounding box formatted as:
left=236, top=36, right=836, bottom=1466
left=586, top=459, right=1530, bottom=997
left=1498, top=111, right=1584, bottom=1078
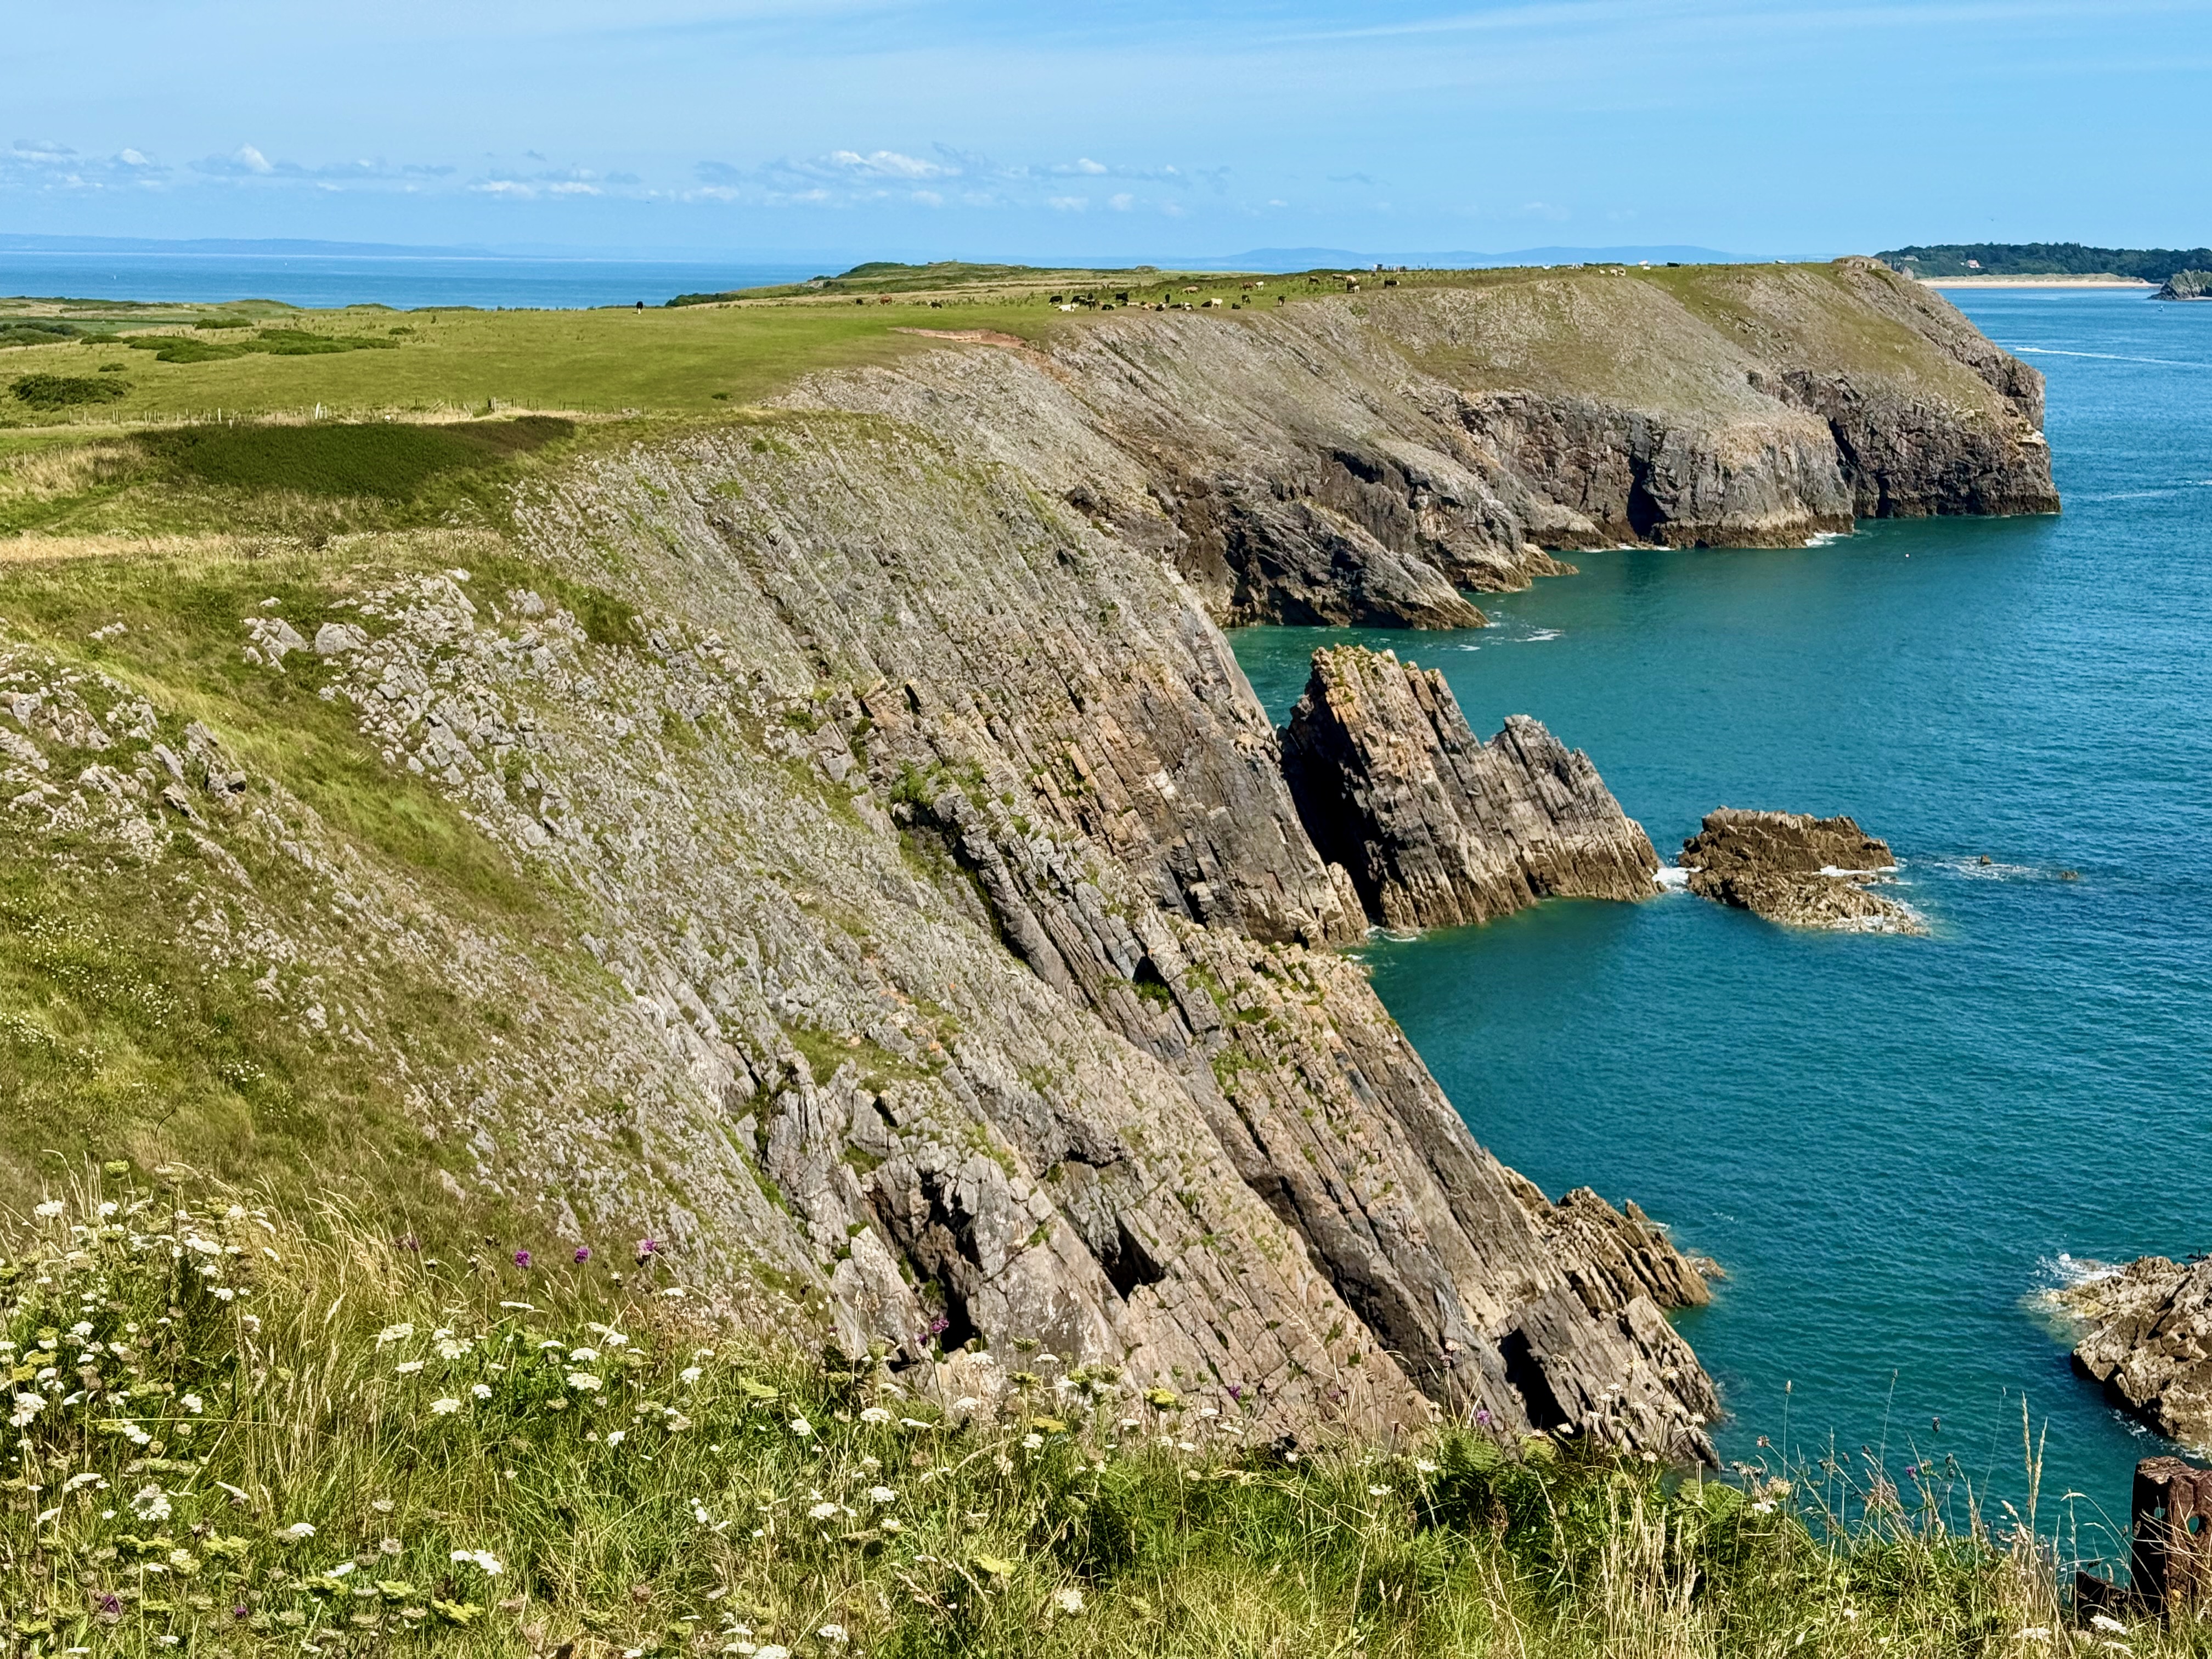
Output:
left=927, top=1315, right=950, bottom=1338
left=1475, top=1408, right=1493, bottom=1427
left=637, top=1237, right=659, bottom=1257
left=574, top=1246, right=591, bottom=1264
left=232, top=1604, right=249, bottom=1620
left=1227, top=1385, right=1243, bottom=1402
left=513, top=1249, right=532, bottom=1269
left=401, top=1234, right=420, bottom=1252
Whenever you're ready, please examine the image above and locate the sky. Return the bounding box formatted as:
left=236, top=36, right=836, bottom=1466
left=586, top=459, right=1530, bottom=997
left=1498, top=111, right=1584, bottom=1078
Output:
left=5, top=0, right=2210, bottom=263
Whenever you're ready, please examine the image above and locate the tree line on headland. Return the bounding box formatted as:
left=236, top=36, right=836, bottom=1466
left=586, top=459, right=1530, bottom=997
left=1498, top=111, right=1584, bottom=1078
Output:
left=1877, top=241, right=2212, bottom=280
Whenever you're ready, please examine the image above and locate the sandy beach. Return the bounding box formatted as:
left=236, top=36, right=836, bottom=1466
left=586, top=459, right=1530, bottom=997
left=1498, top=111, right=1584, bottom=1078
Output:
left=1917, top=274, right=2154, bottom=288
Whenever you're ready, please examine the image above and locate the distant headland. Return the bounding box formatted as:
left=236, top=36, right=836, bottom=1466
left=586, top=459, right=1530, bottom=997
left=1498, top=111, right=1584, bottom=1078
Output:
left=1875, top=241, right=2212, bottom=284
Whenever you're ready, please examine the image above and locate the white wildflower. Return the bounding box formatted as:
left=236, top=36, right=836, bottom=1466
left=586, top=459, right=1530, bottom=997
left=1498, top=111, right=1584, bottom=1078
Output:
left=859, top=1405, right=891, bottom=1425
left=953, top=1396, right=981, bottom=1412
left=34, top=1200, right=64, bottom=1218
left=130, top=1486, right=173, bottom=1522
left=180, top=1394, right=204, bottom=1415
left=324, top=1561, right=356, bottom=1578
left=757, top=1647, right=791, bottom=1659
left=277, top=1522, right=316, bottom=1544
left=449, top=1549, right=504, bottom=1576
left=1367, top=1485, right=1392, bottom=1497
left=819, top=1626, right=849, bottom=1644
left=394, top=1359, right=425, bottom=1375
left=1751, top=1500, right=1776, bottom=1514
left=605, top=1430, right=627, bottom=1446
left=2015, top=1629, right=2051, bottom=1642
left=901, top=1418, right=933, bottom=1430
left=868, top=1486, right=896, bottom=1504
left=569, top=1347, right=600, bottom=1363
left=1022, top=1433, right=1043, bottom=1451
left=1054, top=1586, right=1085, bottom=1614
left=375, top=1323, right=415, bottom=1347
left=808, top=1502, right=840, bottom=1521
left=436, top=1335, right=471, bottom=1360
left=120, top=1422, right=152, bottom=1446
left=680, top=1365, right=703, bottom=1386
left=430, top=1398, right=461, bottom=1416
left=61, top=1472, right=105, bottom=1494
left=472, top=1383, right=493, bottom=1400
left=566, top=1372, right=603, bottom=1392
left=789, top=1416, right=813, bottom=1437
left=9, top=1393, right=43, bottom=1427
left=67, top=1321, right=94, bottom=1340
left=2091, top=1615, right=2128, bottom=1635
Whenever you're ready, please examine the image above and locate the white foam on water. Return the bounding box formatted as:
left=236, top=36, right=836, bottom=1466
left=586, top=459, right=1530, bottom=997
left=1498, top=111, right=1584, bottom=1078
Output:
left=1819, top=865, right=1900, bottom=878
left=1804, top=531, right=1849, bottom=547
left=1653, top=864, right=1692, bottom=891
left=2008, top=346, right=2212, bottom=370
left=2042, top=1251, right=2122, bottom=1289
left=1522, top=628, right=1562, bottom=643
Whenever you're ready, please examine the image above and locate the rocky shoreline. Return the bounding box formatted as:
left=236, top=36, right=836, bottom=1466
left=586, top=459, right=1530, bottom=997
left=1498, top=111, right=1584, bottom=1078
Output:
left=2056, top=1257, right=2212, bottom=1448
left=1677, top=808, right=1926, bottom=934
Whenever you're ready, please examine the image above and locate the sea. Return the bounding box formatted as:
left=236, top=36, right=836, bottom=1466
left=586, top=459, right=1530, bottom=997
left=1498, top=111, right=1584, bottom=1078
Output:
left=0, top=250, right=820, bottom=310
left=1232, top=290, right=2212, bottom=1556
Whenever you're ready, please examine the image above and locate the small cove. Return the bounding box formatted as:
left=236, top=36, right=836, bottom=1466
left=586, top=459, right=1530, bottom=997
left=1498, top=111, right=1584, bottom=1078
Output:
left=1231, top=290, right=2212, bottom=1545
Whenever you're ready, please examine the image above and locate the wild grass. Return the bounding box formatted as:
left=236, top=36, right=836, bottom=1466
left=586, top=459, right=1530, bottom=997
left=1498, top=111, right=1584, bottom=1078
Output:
left=0, top=1169, right=2193, bottom=1658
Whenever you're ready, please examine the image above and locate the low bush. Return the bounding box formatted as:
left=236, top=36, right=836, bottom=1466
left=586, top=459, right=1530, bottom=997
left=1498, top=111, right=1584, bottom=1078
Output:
left=9, top=373, right=129, bottom=410
left=137, top=416, right=574, bottom=500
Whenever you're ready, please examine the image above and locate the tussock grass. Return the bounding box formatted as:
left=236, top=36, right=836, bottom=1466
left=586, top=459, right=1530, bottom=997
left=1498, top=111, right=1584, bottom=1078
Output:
left=0, top=1170, right=2181, bottom=1657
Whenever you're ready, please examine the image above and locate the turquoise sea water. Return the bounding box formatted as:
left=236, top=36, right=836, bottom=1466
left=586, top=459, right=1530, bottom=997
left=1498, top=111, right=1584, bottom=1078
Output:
left=1231, top=290, right=2212, bottom=1548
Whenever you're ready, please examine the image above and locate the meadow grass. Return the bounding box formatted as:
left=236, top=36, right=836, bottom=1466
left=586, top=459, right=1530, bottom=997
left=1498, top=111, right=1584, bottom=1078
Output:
left=0, top=1167, right=2187, bottom=1658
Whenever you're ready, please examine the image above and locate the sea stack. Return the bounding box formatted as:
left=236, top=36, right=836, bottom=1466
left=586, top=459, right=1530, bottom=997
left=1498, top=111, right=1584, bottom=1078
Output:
left=1281, top=645, right=1659, bottom=931
left=2154, top=270, right=2212, bottom=301
left=1677, top=808, right=1926, bottom=934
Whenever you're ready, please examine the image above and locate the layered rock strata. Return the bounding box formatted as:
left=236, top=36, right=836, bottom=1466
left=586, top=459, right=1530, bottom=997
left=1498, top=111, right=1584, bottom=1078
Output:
left=2058, top=1258, right=2212, bottom=1447
left=1282, top=645, right=1658, bottom=930
left=2155, top=271, right=2212, bottom=301
left=1679, top=808, right=1926, bottom=934
left=5, top=269, right=2046, bottom=1462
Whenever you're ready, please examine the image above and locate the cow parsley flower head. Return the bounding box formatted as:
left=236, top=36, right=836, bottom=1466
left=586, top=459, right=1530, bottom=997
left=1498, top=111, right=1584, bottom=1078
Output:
left=808, top=1502, right=840, bottom=1521
left=789, top=1416, right=813, bottom=1437
left=565, top=1372, right=603, bottom=1392
left=33, top=1200, right=65, bottom=1219
left=276, top=1522, right=316, bottom=1544
left=430, top=1398, right=461, bottom=1416
left=859, top=1406, right=891, bottom=1425
left=449, top=1549, right=503, bottom=1576
left=129, top=1486, right=172, bottom=1522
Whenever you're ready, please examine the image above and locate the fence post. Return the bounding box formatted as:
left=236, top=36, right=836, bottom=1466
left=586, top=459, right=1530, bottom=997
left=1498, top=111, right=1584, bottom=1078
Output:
left=2131, top=1456, right=2212, bottom=1618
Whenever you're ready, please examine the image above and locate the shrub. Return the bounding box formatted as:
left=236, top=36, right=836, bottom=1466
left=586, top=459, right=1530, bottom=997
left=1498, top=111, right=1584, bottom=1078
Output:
left=139, top=416, right=574, bottom=500
left=9, top=372, right=128, bottom=410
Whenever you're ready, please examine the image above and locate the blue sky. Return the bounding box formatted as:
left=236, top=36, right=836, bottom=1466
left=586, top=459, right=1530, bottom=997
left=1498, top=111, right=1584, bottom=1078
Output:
left=5, top=0, right=2209, bottom=261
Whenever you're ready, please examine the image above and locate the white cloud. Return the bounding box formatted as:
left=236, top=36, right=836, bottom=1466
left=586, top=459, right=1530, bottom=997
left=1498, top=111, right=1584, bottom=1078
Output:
left=236, top=144, right=274, bottom=174
left=1071, top=157, right=1107, bottom=174
left=1046, top=194, right=1087, bottom=211
left=1108, top=191, right=1134, bottom=211
left=820, top=148, right=949, bottom=179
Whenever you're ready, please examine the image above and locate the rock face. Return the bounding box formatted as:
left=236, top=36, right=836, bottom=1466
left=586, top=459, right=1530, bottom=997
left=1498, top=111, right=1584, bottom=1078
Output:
left=2155, top=270, right=2212, bottom=301
left=1678, top=808, right=1925, bottom=934
left=1282, top=645, right=1659, bottom=930
left=786, top=259, right=2058, bottom=629
left=2058, top=1258, right=2212, bottom=1447
left=10, top=268, right=2059, bottom=1465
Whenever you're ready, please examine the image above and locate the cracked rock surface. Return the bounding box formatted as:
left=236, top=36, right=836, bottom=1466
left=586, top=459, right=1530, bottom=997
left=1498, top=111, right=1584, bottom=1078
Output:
left=1679, top=808, right=1926, bottom=935
left=2059, top=1259, right=2212, bottom=1449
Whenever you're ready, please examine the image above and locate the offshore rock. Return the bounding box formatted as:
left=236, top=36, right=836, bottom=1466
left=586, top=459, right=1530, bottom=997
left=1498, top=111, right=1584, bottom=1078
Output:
left=1282, top=645, right=1658, bottom=930
left=2155, top=270, right=2212, bottom=301
left=2058, top=1257, right=2212, bottom=1448
left=1679, top=808, right=1926, bottom=935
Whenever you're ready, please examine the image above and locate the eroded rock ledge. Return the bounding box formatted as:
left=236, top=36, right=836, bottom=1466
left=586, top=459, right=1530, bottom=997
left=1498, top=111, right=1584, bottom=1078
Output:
left=2058, top=1259, right=2212, bottom=1447
left=1679, top=808, right=1925, bottom=934
left=1282, top=645, right=1659, bottom=931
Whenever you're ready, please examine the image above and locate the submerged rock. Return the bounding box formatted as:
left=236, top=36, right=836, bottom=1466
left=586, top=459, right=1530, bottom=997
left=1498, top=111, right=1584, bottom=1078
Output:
left=1678, top=808, right=1926, bottom=934
left=2057, top=1257, right=2212, bottom=1448
left=1282, top=645, right=1658, bottom=931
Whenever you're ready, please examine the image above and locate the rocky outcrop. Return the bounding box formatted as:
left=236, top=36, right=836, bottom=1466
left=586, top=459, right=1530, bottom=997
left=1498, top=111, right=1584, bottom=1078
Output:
left=1281, top=645, right=1658, bottom=930
left=2155, top=270, right=2212, bottom=301
left=2058, top=1258, right=2212, bottom=1447
left=1678, top=808, right=1925, bottom=934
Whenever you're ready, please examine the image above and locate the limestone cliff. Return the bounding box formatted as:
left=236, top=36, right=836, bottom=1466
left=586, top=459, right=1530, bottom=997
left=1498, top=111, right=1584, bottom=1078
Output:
left=1, top=264, right=2048, bottom=1463
left=1282, top=645, right=1658, bottom=930
left=789, top=259, right=2058, bottom=629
